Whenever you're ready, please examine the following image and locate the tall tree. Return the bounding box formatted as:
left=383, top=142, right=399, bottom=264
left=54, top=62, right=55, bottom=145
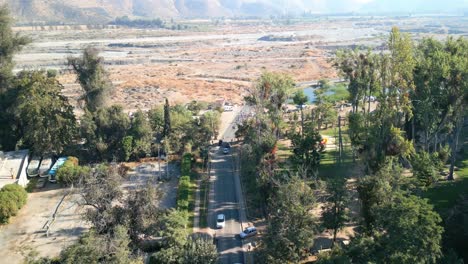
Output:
left=14, top=71, right=76, bottom=155
left=80, top=105, right=130, bottom=161
left=0, top=6, right=30, bottom=90
left=0, top=6, right=30, bottom=150
left=80, top=164, right=126, bottom=234
left=292, top=89, right=308, bottom=135
left=68, top=47, right=114, bottom=112
left=163, top=98, right=171, bottom=139
left=290, top=124, right=325, bottom=180
left=322, top=177, right=349, bottom=246
left=261, top=178, right=317, bottom=263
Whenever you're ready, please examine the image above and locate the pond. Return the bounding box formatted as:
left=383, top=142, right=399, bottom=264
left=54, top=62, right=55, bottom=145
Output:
left=303, top=87, right=334, bottom=103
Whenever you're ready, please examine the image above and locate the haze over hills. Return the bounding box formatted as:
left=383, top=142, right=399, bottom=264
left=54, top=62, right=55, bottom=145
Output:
left=1, top=0, right=466, bottom=24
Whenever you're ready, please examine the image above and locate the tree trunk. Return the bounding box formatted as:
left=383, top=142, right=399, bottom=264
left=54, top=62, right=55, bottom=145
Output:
left=300, top=108, right=304, bottom=137
left=448, top=118, right=463, bottom=180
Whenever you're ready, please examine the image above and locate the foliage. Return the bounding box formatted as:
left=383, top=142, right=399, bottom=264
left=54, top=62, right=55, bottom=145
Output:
left=163, top=98, right=172, bottom=138
left=80, top=105, right=130, bottom=161
left=111, top=16, right=165, bottom=28
left=177, top=176, right=192, bottom=211
left=125, top=184, right=163, bottom=245
left=290, top=126, right=324, bottom=179
left=261, top=177, right=317, bottom=263
left=321, top=177, right=349, bottom=244
left=0, top=184, right=28, bottom=223
left=0, top=7, right=30, bottom=150
left=13, top=71, right=77, bottom=155
left=443, top=195, right=468, bottom=262
left=373, top=192, right=443, bottom=263
left=56, top=157, right=91, bottom=186
left=68, top=47, right=114, bottom=112
left=181, top=236, right=218, bottom=264
left=412, top=151, right=439, bottom=188
left=80, top=165, right=126, bottom=234
left=59, top=225, right=141, bottom=264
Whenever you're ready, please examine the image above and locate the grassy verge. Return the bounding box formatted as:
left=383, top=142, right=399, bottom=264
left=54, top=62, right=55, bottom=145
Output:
left=176, top=153, right=197, bottom=230
left=198, top=179, right=209, bottom=228
left=424, top=131, right=468, bottom=215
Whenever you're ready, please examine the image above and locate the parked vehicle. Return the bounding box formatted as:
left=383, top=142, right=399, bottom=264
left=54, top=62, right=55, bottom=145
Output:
left=27, top=157, right=41, bottom=177
left=38, top=157, right=53, bottom=177
left=48, top=157, right=68, bottom=183
left=223, top=105, right=234, bottom=112
left=216, top=214, right=225, bottom=229
left=239, top=226, right=257, bottom=239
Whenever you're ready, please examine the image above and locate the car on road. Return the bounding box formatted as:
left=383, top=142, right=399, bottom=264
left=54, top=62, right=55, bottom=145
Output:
left=240, top=226, right=257, bottom=239
left=216, top=214, right=225, bottom=229
left=222, top=148, right=229, bottom=154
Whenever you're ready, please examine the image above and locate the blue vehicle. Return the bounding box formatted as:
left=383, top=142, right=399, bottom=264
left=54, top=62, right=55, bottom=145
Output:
left=48, top=157, right=68, bottom=183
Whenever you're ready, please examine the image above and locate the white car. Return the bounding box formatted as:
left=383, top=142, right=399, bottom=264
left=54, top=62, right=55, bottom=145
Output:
left=240, top=226, right=257, bottom=239
left=216, top=214, right=225, bottom=229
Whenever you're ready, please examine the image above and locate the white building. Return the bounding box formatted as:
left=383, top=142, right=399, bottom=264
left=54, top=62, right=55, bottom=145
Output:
left=0, top=150, right=29, bottom=189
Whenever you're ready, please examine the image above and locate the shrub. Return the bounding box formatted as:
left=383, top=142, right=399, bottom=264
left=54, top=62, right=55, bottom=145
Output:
left=181, top=153, right=192, bottom=177
left=57, top=157, right=89, bottom=186
left=1, top=184, right=27, bottom=208
left=0, top=192, right=20, bottom=223
left=177, top=176, right=191, bottom=211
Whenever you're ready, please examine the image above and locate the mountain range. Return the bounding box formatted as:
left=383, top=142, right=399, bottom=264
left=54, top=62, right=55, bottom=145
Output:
left=1, top=0, right=466, bottom=24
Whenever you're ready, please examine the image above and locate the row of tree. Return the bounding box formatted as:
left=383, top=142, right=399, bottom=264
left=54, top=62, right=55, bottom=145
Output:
left=315, top=28, right=467, bottom=263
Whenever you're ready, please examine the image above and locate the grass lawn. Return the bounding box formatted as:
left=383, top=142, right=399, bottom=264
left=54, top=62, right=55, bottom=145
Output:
left=424, top=132, right=468, bottom=215
left=198, top=179, right=209, bottom=228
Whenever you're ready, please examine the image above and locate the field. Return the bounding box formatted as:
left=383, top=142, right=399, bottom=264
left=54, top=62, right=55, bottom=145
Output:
left=13, top=16, right=467, bottom=113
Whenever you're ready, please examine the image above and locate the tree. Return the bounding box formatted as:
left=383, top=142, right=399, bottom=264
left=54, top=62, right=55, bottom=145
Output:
left=292, top=90, right=308, bottom=134
left=181, top=236, right=218, bottom=264
left=13, top=71, right=76, bottom=155
left=444, top=195, right=468, bottom=262
left=149, top=105, right=164, bottom=134
left=412, top=151, right=439, bottom=188
left=261, top=178, right=317, bottom=263
left=80, top=164, right=126, bottom=234
left=80, top=105, right=130, bottom=161
left=68, top=47, right=114, bottom=112
left=125, top=184, right=163, bottom=244
left=322, top=177, right=349, bottom=246
left=290, top=125, right=324, bottom=180
left=0, top=7, right=30, bottom=89
left=128, top=110, right=153, bottom=159
left=0, top=6, right=31, bottom=150
left=163, top=98, right=171, bottom=138
left=59, top=225, right=141, bottom=264
left=373, top=192, right=443, bottom=263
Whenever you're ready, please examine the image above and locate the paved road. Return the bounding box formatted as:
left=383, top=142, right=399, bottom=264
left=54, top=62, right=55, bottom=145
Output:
left=207, top=106, right=248, bottom=264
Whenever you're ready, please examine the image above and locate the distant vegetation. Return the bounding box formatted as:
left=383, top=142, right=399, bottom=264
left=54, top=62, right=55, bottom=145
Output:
left=110, top=16, right=165, bottom=28
left=110, top=16, right=189, bottom=30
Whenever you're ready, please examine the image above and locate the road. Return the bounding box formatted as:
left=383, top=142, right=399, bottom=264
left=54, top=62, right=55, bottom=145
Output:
left=208, top=106, right=248, bottom=264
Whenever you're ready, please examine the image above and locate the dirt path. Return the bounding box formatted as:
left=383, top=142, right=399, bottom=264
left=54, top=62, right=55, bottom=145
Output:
left=0, top=186, right=87, bottom=263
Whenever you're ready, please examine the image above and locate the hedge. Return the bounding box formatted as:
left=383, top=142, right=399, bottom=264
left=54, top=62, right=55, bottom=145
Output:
left=177, top=153, right=193, bottom=211
left=0, top=184, right=28, bottom=223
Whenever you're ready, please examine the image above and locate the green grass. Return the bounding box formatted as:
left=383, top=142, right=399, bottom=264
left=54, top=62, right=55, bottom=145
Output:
left=277, top=141, right=293, bottom=161
left=424, top=133, right=468, bottom=215
left=198, top=179, right=209, bottom=228
left=325, top=83, right=350, bottom=103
